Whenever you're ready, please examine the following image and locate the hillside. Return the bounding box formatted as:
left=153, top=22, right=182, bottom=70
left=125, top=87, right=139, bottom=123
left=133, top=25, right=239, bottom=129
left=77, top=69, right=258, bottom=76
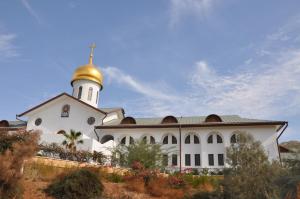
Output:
left=281, top=140, right=300, bottom=152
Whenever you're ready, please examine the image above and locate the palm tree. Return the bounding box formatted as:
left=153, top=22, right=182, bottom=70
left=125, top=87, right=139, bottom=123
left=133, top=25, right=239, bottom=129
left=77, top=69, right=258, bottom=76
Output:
left=61, top=130, right=84, bottom=153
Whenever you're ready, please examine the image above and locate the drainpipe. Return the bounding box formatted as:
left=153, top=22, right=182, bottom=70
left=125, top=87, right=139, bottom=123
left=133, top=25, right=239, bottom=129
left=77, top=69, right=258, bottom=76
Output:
left=276, top=121, right=288, bottom=165
left=179, top=116, right=182, bottom=173
left=94, top=112, right=108, bottom=142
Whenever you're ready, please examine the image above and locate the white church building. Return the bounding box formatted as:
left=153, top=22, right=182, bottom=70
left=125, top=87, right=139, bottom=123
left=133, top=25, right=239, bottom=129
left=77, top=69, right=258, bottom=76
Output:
left=17, top=45, right=288, bottom=170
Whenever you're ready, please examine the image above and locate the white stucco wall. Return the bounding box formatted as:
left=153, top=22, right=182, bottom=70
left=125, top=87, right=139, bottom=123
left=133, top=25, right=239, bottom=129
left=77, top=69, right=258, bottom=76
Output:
left=96, top=125, right=279, bottom=170
left=72, top=79, right=101, bottom=108
left=24, top=95, right=105, bottom=151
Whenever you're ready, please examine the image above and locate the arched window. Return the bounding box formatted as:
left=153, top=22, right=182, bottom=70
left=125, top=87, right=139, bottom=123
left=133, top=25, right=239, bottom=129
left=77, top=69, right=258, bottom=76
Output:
left=78, top=86, right=82, bottom=99
left=194, top=135, right=200, bottom=144
left=61, top=104, right=70, bottom=117
left=142, top=136, right=147, bottom=144
left=142, top=136, right=156, bottom=144
left=88, top=87, right=93, bottom=101
left=161, top=116, right=178, bottom=124
left=120, top=117, right=136, bottom=124
left=205, top=114, right=222, bottom=122
left=163, top=136, right=168, bottom=144
left=101, top=135, right=114, bottom=144
left=185, top=135, right=190, bottom=144
left=231, top=134, right=237, bottom=144
left=172, top=136, right=177, bottom=144
left=150, top=136, right=155, bottom=144
left=207, top=135, right=213, bottom=143
left=217, top=135, right=223, bottom=143
left=129, top=137, right=134, bottom=145
left=120, top=136, right=134, bottom=145
left=121, top=137, right=126, bottom=145
left=0, top=120, right=9, bottom=127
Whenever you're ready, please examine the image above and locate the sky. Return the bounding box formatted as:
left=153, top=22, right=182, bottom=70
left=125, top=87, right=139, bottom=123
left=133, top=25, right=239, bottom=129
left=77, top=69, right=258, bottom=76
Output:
left=0, top=0, right=300, bottom=142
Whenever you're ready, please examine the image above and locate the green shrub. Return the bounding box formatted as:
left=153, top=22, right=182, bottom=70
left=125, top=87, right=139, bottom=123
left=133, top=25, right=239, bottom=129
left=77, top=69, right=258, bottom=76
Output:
left=45, top=169, right=104, bottom=199
left=106, top=172, right=124, bottom=183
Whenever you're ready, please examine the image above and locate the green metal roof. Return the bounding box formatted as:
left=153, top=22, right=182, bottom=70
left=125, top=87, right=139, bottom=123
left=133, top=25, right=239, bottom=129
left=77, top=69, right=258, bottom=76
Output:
left=102, top=115, right=279, bottom=126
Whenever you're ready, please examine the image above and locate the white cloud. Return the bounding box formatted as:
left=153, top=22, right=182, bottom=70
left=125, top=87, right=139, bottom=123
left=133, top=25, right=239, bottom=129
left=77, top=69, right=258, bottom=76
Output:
left=103, top=66, right=178, bottom=101
left=0, top=33, right=18, bottom=59
left=20, top=0, right=42, bottom=24
left=169, top=0, right=218, bottom=27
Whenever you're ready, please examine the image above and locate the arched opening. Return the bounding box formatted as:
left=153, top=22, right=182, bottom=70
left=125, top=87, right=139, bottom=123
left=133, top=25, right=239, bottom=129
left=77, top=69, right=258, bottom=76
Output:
left=230, top=134, right=237, bottom=144
left=0, top=120, right=9, bottom=127
left=194, top=135, right=200, bottom=144
left=161, top=115, right=178, bottom=124
left=185, top=135, right=191, bottom=144
left=162, top=134, right=177, bottom=145
left=120, top=117, right=136, bottom=124
left=172, top=136, right=177, bottom=144
left=142, top=135, right=156, bottom=144
left=204, top=114, right=222, bottom=122
left=163, top=136, right=168, bottom=144
left=61, top=104, right=70, bottom=117
left=207, top=133, right=223, bottom=144
left=57, top=130, right=66, bottom=135
left=120, top=136, right=134, bottom=145
left=121, top=137, right=126, bottom=145
left=101, top=135, right=114, bottom=144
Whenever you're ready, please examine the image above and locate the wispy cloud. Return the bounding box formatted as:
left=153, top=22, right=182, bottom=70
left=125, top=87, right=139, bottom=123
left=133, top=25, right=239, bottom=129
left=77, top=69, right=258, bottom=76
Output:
left=103, top=14, right=300, bottom=120
left=20, top=0, right=42, bottom=24
left=0, top=33, right=18, bottom=59
left=169, top=0, right=218, bottom=27
left=103, top=66, right=177, bottom=101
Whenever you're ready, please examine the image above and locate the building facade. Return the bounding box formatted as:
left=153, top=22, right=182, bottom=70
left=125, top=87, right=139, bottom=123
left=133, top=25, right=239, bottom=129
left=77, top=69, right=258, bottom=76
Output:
left=17, top=45, right=288, bottom=170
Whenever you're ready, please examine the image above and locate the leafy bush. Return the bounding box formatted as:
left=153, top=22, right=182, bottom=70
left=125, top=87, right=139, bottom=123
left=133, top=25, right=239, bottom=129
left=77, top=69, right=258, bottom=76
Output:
left=111, top=140, right=164, bottom=169
left=0, top=130, right=39, bottom=198
left=39, top=143, right=106, bottom=164
left=45, top=169, right=104, bottom=199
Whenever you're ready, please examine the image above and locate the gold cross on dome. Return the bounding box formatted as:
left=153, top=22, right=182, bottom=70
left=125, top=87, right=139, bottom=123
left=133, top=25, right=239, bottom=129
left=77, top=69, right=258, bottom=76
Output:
left=89, top=43, right=96, bottom=64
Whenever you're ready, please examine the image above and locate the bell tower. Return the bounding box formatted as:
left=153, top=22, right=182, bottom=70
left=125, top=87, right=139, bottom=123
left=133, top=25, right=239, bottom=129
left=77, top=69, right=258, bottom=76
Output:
left=71, top=44, right=103, bottom=108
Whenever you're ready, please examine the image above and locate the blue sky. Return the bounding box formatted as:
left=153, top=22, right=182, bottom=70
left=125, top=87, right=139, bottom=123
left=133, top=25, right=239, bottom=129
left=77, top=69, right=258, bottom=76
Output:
left=0, top=0, right=300, bottom=142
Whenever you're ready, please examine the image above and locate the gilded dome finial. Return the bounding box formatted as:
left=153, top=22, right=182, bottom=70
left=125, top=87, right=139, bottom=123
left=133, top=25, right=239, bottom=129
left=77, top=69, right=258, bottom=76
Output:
left=89, top=43, right=96, bottom=64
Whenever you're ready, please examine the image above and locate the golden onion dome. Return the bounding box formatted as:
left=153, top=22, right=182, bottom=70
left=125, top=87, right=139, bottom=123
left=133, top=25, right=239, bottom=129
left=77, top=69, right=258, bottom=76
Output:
left=71, top=44, right=103, bottom=90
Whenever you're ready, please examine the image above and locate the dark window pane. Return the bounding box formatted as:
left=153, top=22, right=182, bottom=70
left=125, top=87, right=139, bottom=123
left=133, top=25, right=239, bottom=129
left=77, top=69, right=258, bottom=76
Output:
left=150, top=136, right=155, bottom=144
left=185, top=135, right=190, bottom=144
left=172, top=154, right=177, bottom=166
left=218, top=154, right=224, bottom=166
left=130, top=137, right=134, bottom=145
left=61, top=105, right=70, bottom=117
left=230, top=134, right=236, bottom=143
left=185, top=154, right=191, bottom=166
left=121, top=137, right=126, bottom=145
left=142, top=136, right=147, bottom=143
left=163, top=136, right=168, bottom=144
left=194, top=135, right=200, bottom=144
left=208, top=135, right=213, bottom=143
left=172, top=136, right=177, bottom=144
left=217, top=135, right=223, bottom=143
left=78, top=86, right=82, bottom=99
left=163, top=154, right=168, bottom=166
left=208, top=154, right=214, bottom=166
left=195, top=154, right=201, bottom=166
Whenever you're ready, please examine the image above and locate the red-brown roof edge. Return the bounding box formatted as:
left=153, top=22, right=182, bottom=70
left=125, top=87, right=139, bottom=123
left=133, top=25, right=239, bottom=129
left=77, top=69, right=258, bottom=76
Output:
left=95, top=121, right=287, bottom=129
